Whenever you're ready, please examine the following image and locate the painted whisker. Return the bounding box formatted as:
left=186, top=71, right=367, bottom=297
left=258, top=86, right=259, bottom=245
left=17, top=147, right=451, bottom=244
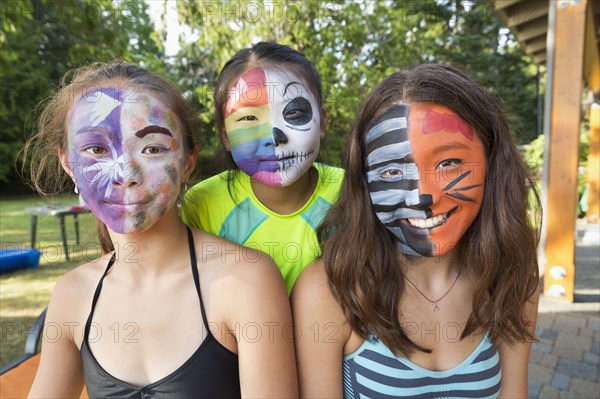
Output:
left=442, top=170, right=471, bottom=191
left=454, top=183, right=483, bottom=191
left=446, top=191, right=478, bottom=202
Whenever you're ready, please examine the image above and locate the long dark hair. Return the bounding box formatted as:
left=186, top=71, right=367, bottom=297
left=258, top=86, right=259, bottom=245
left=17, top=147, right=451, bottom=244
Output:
left=23, top=61, right=200, bottom=254
left=319, top=63, right=540, bottom=356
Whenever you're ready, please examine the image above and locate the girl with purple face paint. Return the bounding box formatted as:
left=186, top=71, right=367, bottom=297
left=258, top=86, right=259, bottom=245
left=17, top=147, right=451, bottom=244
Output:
left=24, top=62, right=297, bottom=398
left=182, top=42, right=344, bottom=294
left=292, top=64, right=540, bottom=398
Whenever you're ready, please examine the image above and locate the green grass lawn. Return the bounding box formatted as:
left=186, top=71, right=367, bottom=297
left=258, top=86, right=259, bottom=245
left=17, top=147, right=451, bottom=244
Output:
left=0, top=195, right=97, bottom=365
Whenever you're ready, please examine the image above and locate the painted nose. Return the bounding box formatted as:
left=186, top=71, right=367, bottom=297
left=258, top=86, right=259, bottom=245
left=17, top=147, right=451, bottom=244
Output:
left=415, top=163, right=442, bottom=209
left=112, top=158, right=140, bottom=187
left=407, top=194, right=433, bottom=211
left=273, top=127, right=288, bottom=146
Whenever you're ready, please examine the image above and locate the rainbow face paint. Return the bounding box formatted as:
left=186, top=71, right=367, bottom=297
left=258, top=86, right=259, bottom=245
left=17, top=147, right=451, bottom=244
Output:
left=224, top=68, right=321, bottom=187
left=67, top=87, right=186, bottom=234
left=365, top=103, right=486, bottom=257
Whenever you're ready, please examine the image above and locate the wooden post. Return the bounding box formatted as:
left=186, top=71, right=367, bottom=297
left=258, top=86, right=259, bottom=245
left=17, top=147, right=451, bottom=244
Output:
left=587, top=103, right=600, bottom=225
left=543, top=0, right=587, bottom=302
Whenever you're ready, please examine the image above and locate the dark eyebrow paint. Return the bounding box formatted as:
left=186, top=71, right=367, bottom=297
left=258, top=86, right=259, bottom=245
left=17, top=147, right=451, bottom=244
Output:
left=283, top=81, right=302, bottom=98
left=135, top=125, right=173, bottom=138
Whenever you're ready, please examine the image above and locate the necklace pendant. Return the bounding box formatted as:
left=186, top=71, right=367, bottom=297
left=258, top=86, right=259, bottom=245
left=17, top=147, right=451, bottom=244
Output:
left=432, top=302, right=439, bottom=312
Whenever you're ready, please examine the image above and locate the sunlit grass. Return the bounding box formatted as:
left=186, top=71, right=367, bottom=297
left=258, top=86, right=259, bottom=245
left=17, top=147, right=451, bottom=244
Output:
left=0, top=195, right=97, bottom=364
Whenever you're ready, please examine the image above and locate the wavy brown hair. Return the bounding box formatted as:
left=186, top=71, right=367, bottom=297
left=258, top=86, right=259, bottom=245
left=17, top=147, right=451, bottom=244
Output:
left=319, top=64, right=540, bottom=356
left=22, top=61, right=200, bottom=254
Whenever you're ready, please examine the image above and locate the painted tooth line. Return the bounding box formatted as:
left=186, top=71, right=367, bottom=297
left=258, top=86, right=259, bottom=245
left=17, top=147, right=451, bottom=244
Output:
left=278, top=149, right=315, bottom=162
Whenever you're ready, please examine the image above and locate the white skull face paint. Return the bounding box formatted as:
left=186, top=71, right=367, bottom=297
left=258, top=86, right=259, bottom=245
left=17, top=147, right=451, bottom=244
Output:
left=224, top=68, right=322, bottom=187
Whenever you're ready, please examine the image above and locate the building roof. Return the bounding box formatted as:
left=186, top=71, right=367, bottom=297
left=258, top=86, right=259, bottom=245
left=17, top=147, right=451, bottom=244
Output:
left=493, top=0, right=599, bottom=92
left=495, top=0, right=552, bottom=64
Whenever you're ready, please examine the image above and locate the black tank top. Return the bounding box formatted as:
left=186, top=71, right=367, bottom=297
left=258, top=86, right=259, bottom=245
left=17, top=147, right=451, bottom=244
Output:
left=80, top=227, right=241, bottom=398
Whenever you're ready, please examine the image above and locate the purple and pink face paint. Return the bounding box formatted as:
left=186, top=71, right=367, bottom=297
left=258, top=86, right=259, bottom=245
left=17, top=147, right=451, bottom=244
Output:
left=224, top=67, right=322, bottom=187
left=66, top=87, right=186, bottom=234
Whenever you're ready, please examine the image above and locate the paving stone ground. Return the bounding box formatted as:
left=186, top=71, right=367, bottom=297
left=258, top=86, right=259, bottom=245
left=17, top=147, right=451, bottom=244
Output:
left=528, top=228, right=600, bottom=399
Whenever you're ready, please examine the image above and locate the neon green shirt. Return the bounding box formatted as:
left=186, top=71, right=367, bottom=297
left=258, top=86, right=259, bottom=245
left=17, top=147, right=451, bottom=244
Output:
left=182, top=163, right=344, bottom=293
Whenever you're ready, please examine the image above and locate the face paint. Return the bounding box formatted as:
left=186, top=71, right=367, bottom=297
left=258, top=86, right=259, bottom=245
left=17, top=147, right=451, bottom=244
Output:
left=224, top=67, right=321, bottom=187
left=67, top=87, right=186, bottom=234
left=365, top=103, right=486, bottom=257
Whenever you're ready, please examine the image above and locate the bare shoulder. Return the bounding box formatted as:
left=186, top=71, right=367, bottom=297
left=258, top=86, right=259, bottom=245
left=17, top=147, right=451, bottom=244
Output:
left=190, top=227, right=288, bottom=328
left=291, top=260, right=349, bottom=336
left=39, top=253, right=115, bottom=352
left=292, top=261, right=350, bottom=398
left=191, top=228, right=283, bottom=290
left=50, top=254, right=114, bottom=317
left=56, top=254, right=112, bottom=294
left=291, top=260, right=340, bottom=312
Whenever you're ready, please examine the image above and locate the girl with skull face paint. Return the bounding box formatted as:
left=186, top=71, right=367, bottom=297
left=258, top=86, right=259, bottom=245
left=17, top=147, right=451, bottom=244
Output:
left=292, top=64, right=540, bottom=398
left=24, top=62, right=297, bottom=398
left=182, top=42, right=344, bottom=294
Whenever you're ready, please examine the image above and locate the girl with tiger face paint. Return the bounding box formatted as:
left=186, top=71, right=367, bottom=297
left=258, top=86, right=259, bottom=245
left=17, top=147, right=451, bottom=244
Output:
left=365, top=102, right=486, bottom=257
left=293, top=64, right=540, bottom=399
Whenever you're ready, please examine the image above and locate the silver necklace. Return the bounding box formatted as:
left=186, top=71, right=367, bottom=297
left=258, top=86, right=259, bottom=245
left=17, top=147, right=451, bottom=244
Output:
left=404, top=269, right=462, bottom=311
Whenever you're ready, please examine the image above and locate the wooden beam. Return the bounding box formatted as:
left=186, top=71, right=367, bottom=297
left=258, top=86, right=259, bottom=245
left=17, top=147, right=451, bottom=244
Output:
left=506, top=1, right=549, bottom=28
left=583, top=0, right=599, bottom=223
left=525, top=35, right=548, bottom=54
left=584, top=1, right=600, bottom=95
left=515, top=16, right=548, bottom=41
left=544, top=0, right=587, bottom=302
left=587, top=104, right=600, bottom=225
left=532, top=51, right=547, bottom=65
left=532, top=50, right=547, bottom=64
left=494, top=0, right=523, bottom=10
left=494, top=0, right=522, bottom=10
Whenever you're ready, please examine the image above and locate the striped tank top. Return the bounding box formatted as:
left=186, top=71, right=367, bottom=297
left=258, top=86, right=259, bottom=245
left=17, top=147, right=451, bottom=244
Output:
left=343, top=333, right=501, bottom=399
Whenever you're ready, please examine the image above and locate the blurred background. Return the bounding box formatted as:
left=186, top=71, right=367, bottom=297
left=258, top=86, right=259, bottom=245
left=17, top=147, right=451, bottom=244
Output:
left=1, top=0, right=555, bottom=189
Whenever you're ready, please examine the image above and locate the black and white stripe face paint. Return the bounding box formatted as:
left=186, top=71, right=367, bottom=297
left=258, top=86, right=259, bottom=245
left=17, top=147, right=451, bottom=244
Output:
left=365, top=103, right=435, bottom=256
left=365, top=102, right=487, bottom=257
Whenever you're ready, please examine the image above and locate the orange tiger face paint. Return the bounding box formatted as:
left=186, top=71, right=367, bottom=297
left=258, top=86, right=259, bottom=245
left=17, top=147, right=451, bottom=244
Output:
left=366, top=103, right=486, bottom=257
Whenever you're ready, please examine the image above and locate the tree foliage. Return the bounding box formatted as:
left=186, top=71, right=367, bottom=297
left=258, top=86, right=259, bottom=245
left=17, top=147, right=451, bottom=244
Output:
left=1, top=0, right=540, bottom=187
left=1, top=0, right=163, bottom=187
left=173, top=0, right=538, bottom=173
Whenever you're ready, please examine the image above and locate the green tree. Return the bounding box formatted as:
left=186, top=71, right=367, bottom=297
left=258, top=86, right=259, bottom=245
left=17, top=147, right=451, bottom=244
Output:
left=435, top=0, right=538, bottom=142
left=172, top=0, right=538, bottom=173
left=1, top=0, right=164, bottom=188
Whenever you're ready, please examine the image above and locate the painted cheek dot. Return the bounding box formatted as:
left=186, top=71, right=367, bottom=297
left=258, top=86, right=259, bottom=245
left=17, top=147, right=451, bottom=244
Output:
left=131, top=118, right=146, bottom=131
left=149, top=107, right=163, bottom=125
left=132, top=212, right=146, bottom=229
left=164, top=164, right=178, bottom=182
